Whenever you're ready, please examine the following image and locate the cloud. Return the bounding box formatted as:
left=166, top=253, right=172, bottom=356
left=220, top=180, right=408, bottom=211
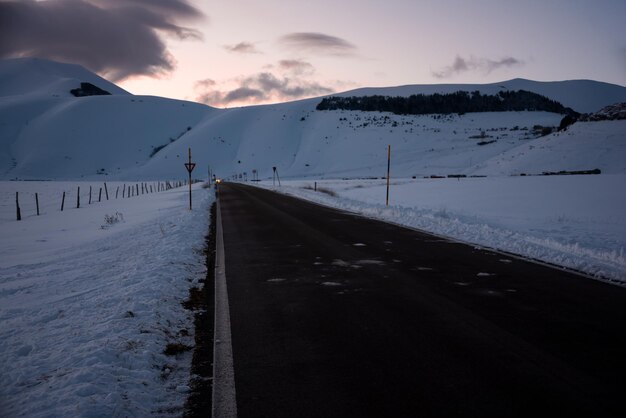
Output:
left=223, top=41, right=261, bottom=54
left=278, top=59, right=315, bottom=75
left=194, top=78, right=216, bottom=88
left=223, top=86, right=266, bottom=103
left=194, top=62, right=336, bottom=107
left=279, top=32, right=357, bottom=56
left=433, top=55, right=524, bottom=79
left=0, top=0, right=204, bottom=81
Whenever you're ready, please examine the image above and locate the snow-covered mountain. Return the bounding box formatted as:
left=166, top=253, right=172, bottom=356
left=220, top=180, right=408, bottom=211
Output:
left=0, top=58, right=215, bottom=179
left=1, top=58, right=625, bottom=181
left=338, top=78, right=626, bottom=114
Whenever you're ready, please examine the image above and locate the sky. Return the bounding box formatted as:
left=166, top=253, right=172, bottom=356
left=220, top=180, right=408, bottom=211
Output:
left=1, top=0, right=625, bottom=107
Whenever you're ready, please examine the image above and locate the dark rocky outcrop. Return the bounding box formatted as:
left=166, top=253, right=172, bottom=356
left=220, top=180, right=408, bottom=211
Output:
left=579, top=102, right=626, bottom=121
left=70, top=82, right=111, bottom=97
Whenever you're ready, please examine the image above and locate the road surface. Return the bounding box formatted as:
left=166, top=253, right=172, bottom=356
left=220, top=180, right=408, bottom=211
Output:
left=216, top=182, right=626, bottom=418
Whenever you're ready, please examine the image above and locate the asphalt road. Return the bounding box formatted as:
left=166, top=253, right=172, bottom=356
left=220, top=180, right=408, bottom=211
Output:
left=217, top=182, right=626, bottom=418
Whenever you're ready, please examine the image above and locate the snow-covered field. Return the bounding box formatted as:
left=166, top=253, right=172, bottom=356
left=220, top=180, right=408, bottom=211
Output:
left=0, top=181, right=214, bottom=416
left=256, top=174, right=626, bottom=284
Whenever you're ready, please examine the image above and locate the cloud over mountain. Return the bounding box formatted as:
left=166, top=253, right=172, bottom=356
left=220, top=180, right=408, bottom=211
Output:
left=0, top=0, right=204, bottom=81
left=433, top=55, right=524, bottom=79
left=195, top=71, right=333, bottom=107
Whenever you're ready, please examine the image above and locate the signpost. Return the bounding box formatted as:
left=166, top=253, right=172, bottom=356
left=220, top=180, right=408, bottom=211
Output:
left=184, top=148, right=196, bottom=210
left=272, top=166, right=281, bottom=187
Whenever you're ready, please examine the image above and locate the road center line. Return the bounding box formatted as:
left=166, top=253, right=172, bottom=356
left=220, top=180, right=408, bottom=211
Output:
left=212, top=197, right=237, bottom=418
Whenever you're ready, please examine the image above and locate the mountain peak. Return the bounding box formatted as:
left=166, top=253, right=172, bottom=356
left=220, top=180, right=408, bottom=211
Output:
left=0, top=57, right=129, bottom=98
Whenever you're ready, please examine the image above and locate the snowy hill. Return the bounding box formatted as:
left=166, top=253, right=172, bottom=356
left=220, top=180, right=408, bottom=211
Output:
left=339, top=78, right=626, bottom=114
left=0, top=58, right=215, bottom=179
left=131, top=105, right=625, bottom=181
left=1, top=58, right=625, bottom=181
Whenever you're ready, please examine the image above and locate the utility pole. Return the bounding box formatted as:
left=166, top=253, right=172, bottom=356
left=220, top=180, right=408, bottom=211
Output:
left=184, top=147, right=196, bottom=210
left=386, top=145, right=391, bottom=206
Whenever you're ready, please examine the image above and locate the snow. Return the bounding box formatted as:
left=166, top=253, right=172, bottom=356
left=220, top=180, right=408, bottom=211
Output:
left=473, top=120, right=626, bottom=176
left=1, top=57, right=626, bottom=415
left=254, top=174, right=626, bottom=284
left=0, top=181, right=214, bottom=416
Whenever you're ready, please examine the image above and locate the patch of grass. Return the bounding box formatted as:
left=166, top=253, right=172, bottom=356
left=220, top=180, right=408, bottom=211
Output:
left=301, top=184, right=337, bottom=197
left=317, top=187, right=337, bottom=197
left=164, top=343, right=192, bottom=356
left=182, top=287, right=205, bottom=310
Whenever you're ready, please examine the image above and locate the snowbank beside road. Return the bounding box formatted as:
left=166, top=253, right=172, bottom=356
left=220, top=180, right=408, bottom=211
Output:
left=0, top=181, right=213, bottom=416
left=255, top=175, right=626, bottom=284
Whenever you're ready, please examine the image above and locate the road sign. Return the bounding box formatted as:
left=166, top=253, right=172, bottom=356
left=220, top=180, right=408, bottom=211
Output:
left=186, top=148, right=195, bottom=210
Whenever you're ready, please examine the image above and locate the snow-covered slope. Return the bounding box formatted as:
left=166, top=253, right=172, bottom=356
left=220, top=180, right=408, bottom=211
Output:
left=0, top=58, right=216, bottom=179
left=1, top=58, right=626, bottom=181
left=8, top=95, right=214, bottom=179
left=132, top=104, right=625, bottom=181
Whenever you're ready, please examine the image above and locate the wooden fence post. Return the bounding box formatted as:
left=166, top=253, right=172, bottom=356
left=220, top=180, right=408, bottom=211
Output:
left=136, top=184, right=139, bottom=196
left=115, top=186, right=119, bottom=199
left=99, top=188, right=102, bottom=202
left=122, top=184, right=126, bottom=198
left=16, top=192, right=21, bottom=221
left=35, top=192, right=39, bottom=216
left=89, top=186, right=92, bottom=204
left=61, top=191, right=65, bottom=211
left=104, top=182, right=109, bottom=200
left=77, top=186, right=80, bottom=208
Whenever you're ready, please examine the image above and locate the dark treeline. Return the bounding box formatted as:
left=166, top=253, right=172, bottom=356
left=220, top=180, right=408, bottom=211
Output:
left=316, top=90, right=579, bottom=117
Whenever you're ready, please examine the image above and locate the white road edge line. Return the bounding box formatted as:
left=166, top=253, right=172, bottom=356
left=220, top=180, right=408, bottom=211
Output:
left=213, top=197, right=237, bottom=418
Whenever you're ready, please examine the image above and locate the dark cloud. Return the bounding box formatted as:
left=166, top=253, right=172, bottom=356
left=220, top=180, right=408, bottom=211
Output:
left=103, top=0, right=201, bottom=18
left=223, top=42, right=261, bottom=54
left=194, top=69, right=334, bottom=107
left=0, top=0, right=204, bottom=81
left=278, top=59, right=314, bottom=75
left=279, top=32, right=357, bottom=56
left=223, top=86, right=266, bottom=103
left=194, top=78, right=216, bottom=88
left=433, top=55, right=524, bottom=79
